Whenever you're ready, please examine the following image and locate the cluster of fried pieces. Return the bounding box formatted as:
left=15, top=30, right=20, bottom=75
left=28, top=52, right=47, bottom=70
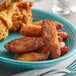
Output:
left=1, top=0, right=68, bottom=62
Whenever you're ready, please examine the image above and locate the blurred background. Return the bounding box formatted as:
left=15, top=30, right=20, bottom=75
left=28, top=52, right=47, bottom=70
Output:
left=32, top=0, right=76, bottom=26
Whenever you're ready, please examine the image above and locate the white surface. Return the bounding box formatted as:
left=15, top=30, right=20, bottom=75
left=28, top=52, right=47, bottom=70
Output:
left=0, top=0, right=76, bottom=76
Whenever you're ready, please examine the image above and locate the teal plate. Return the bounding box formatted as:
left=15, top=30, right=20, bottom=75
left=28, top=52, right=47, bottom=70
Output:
left=0, top=9, right=76, bottom=69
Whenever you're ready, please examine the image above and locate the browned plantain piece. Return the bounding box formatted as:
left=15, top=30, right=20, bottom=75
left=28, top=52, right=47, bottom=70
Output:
left=33, top=20, right=63, bottom=30
left=37, top=41, right=65, bottom=53
left=53, top=21, right=63, bottom=30
left=42, top=20, right=61, bottom=59
left=20, top=20, right=63, bottom=37
left=37, top=36, right=63, bottom=53
left=37, top=46, right=48, bottom=53
left=57, top=32, right=68, bottom=40
left=13, top=52, right=48, bottom=61
left=59, top=42, right=65, bottom=48
left=4, top=37, right=44, bottom=53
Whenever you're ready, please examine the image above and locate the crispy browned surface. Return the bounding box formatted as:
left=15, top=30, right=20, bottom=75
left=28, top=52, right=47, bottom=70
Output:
left=42, top=20, right=60, bottom=59
left=0, top=1, right=16, bottom=40
left=0, top=0, right=10, bottom=11
left=0, top=20, right=8, bottom=40
left=10, top=1, right=33, bottom=32
left=20, top=24, right=42, bottom=37
left=4, top=37, right=44, bottom=53
left=53, top=21, right=63, bottom=30
left=57, top=32, right=68, bottom=40
left=37, top=42, right=65, bottom=53
left=14, top=52, right=48, bottom=61
left=37, top=42, right=64, bottom=53
left=0, top=3, right=17, bottom=29
left=0, top=0, right=33, bottom=40
left=20, top=20, right=63, bottom=37
left=4, top=36, right=65, bottom=54
left=33, top=20, right=63, bottom=30
left=37, top=46, right=48, bottom=53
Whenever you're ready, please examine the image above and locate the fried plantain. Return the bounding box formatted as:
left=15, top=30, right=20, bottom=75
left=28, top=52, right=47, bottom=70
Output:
left=42, top=20, right=61, bottom=59
left=4, top=37, right=44, bottom=53
left=33, top=20, right=63, bottom=30
left=20, top=19, right=63, bottom=37
left=14, top=52, right=48, bottom=61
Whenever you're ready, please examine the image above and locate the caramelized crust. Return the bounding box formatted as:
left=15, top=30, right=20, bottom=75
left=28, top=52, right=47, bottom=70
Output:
left=0, top=0, right=10, bottom=11
left=14, top=52, right=48, bottom=61
left=20, top=20, right=63, bottom=37
left=5, top=37, right=44, bottom=53
left=42, top=20, right=61, bottom=59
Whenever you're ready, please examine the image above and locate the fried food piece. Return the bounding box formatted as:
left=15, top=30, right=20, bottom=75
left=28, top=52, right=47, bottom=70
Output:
left=10, top=1, right=33, bottom=32
left=37, top=42, right=65, bottom=53
left=33, top=20, right=43, bottom=26
left=57, top=32, right=68, bottom=40
left=0, top=20, right=8, bottom=40
left=4, top=36, right=65, bottom=54
left=20, top=20, right=63, bottom=37
left=0, top=3, right=17, bottom=29
left=37, top=37, right=63, bottom=53
left=0, top=0, right=10, bottom=11
left=20, top=24, right=42, bottom=37
left=0, top=2, right=17, bottom=40
left=33, top=20, right=63, bottom=30
left=0, top=0, right=33, bottom=40
left=53, top=21, right=63, bottom=30
left=61, top=46, right=69, bottom=55
left=42, top=20, right=60, bottom=59
left=14, top=52, right=48, bottom=61
left=37, top=46, right=48, bottom=53
left=4, top=37, right=44, bottom=53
